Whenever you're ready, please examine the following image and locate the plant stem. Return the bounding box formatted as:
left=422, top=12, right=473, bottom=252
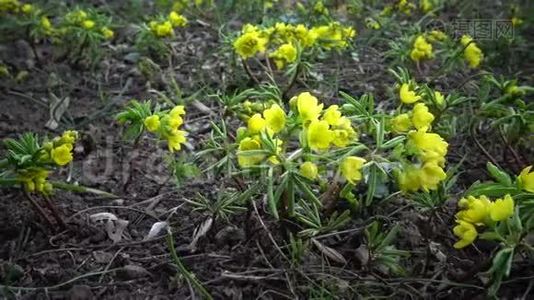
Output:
left=51, top=181, right=118, bottom=198
left=282, top=62, right=301, bottom=100
left=241, top=59, right=260, bottom=85
left=166, top=230, right=212, bottom=300
left=24, top=191, right=55, bottom=230
left=43, top=196, right=67, bottom=229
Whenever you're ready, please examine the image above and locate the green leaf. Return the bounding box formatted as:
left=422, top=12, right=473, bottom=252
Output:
left=466, top=182, right=519, bottom=198
left=488, top=247, right=514, bottom=296
left=266, top=167, right=279, bottom=220
left=478, top=231, right=501, bottom=241
left=365, top=163, right=378, bottom=207
left=486, top=162, right=512, bottom=186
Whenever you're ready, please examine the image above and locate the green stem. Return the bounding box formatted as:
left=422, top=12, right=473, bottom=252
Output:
left=0, top=159, right=8, bottom=168
left=51, top=181, right=118, bottom=198
left=166, top=231, right=212, bottom=300
left=0, top=178, right=21, bottom=186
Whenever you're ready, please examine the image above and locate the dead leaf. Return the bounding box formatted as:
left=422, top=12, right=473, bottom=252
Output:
left=429, top=242, right=447, bottom=263
left=144, top=221, right=168, bottom=240
left=189, top=217, right=213, bottom=251
left=117, top=265, right=151, bottom=280
left=312, top=238, right=347, bottom=265
left=355, top=244, right=370, bottom=266
left=106, top=219, right=129, bottom=243
left=45, top=93, right=70, bottom=130
left=90, top=212, right=118, bottom=223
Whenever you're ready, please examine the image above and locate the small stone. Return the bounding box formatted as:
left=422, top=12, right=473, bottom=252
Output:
left=117, top=264, right=151, bottom=280
left=68, top=285, right=94, bottom=300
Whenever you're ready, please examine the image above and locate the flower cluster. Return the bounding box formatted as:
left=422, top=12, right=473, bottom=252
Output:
left=233, top=22, right=356, bottom=69
left=391, top=102, right=435, bottom=132
left=460, top=35, right=483, bottom=68
left=236, top=103, right=286, bottom=167
left=292, top=92, right=358, bottom=151
left=0, top=0, right=24, bottom=14
left=0, top=1, right=55, bottom=36
left=409, top=29, right=449, bottom=63
left=149, top=11, right=188, bottom=38
left=453, top=194, right=515, bottom=248
left=393, top=82, right=448, bottom=192
left=63, top=9, right=114, bottom=39
left=143, top=105, right=188, bottom=152
left=42, top=130, right=78, bottom=166
left=236, top=92, right=364, bottom=185
left=410, top=35, right=433, bottom=62
left=16, top=131, right=78, bottom=194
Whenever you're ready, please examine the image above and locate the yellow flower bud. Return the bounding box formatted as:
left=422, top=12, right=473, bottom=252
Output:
left=300, top=161, right=318, bottom=180
left=82, top=20, right=95, bottom=30
left=144, top=115, right=161, bottom=132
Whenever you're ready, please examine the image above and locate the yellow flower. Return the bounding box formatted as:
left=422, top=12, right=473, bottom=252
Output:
left=19, top=169, right=52, bottom=194
left=429, top=30, right=447, bottom=42
left=399, top=83, right=421, bottom=104
left=411, top=103, right=434, bottom=130
left=169, top=11, right=187, bottom=27
left=60, top=130, right=78, bottom=145
left=51, top=144, right=73, bottom=166
left=296, top=92, right=323, bottom=124
left=237, top=137, right=264, bottom=167
left=397, top=166, right=422, bottom=192
left=82, top=20, right=95, bottom=30
left=263, top=104, right=286, bottom=133
left=101, top=27, right=114, bottom=39
left=330, top=117, right=357, bottom=147
left=21, top=3, right=33, bottom=14
left=233, top=30, right=268, bottom=59
left=167, top=130, right=187, bottom=152
left=340, top=156, right=366, bottom=184
left=489, top=194, right=514, bottom=221
left=511, top=17, right=523, bottom=27
left=418, top=162, right=446, bottom=191
left=453, top=220, right=477, bottom=249
left=410, top=35, right=433, bottom=62
left=170, top=105, right=186, bottom=118
left=310, top=22, right=355, bottom=49
left=144, top=115, right=161, bottom=132
left=269, top=43, right=297, bottom=69
left=307, top=120, right=332, bottom=151
left=248, top=113, right=267, bottom=134
left=300, top=161, right=318, bottom=180
left=322, top=105, right=342, bottom=126
left=408, top=129, right=448, bottom=165
left=365, top=18, right=381, bottom=30
left=391, top=113, right=412, bottom=133
left=40, top=16, right=52, bottom=31
left=456, top=195, right=491, bottom=225
left=519, top=166, right=534, bottom=193
left=294, top=24, right=317, bottom=47
left=420, top=0, right=432, bottom=13
left=397, top=0, right=416, bottom=14
left=313, top=0, right=328, bottom=15
left=461, top=35, right=483, bottom=68
left=155, top=21, right=174, bottom=37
